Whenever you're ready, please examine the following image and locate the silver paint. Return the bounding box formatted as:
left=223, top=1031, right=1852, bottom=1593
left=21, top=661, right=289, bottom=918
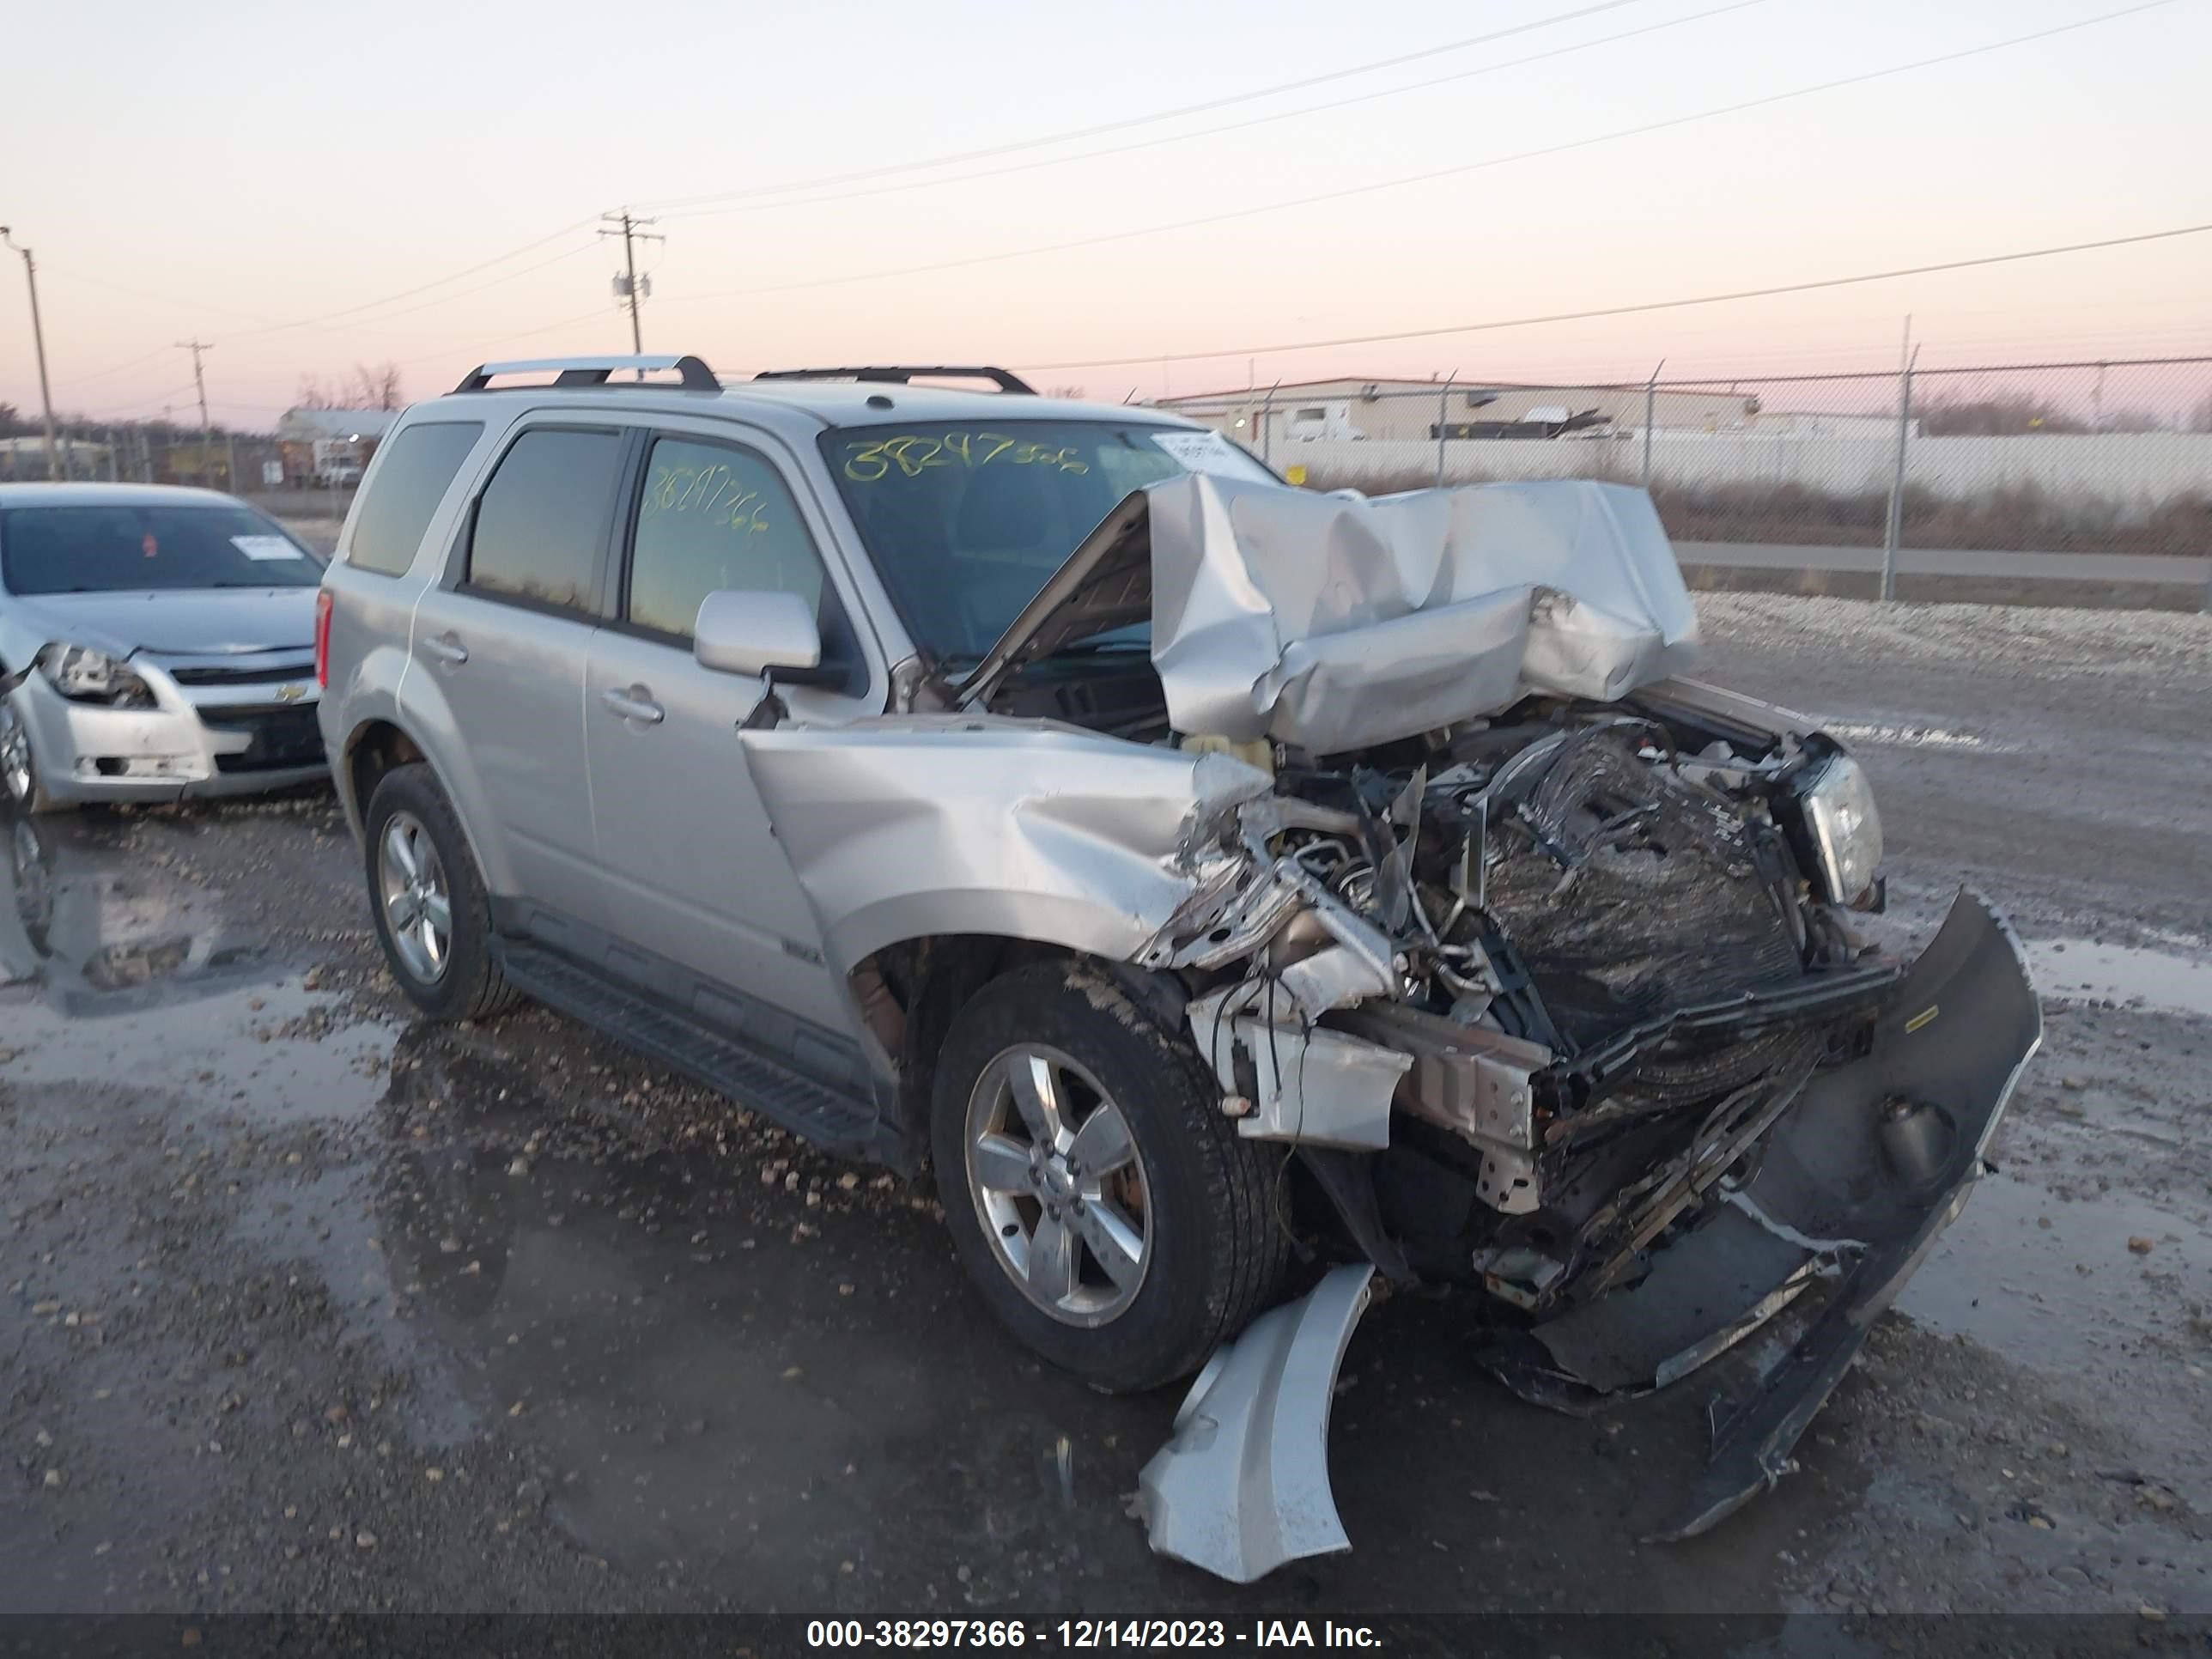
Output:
left=1135, top=1263, right=1375, bottom=1583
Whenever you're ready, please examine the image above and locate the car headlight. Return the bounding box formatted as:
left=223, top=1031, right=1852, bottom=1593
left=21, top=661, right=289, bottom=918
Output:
left=37, top=645, right=158, bottom=709
left=1797, top=752, right=1883, bottom=904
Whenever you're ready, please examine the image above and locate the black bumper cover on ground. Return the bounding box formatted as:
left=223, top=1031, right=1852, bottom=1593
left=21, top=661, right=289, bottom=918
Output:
left=1481, top=889, right=2044, bottom=1540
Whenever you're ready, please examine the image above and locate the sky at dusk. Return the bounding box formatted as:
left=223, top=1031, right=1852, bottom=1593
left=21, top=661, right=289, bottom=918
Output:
left=3, top=0, right=2207, bottom=426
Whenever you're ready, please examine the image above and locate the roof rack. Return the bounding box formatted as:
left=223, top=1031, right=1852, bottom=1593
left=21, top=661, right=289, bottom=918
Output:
left=452, top=355, right=721, bottom=394
left=750, top=365, right=1036, bottom=395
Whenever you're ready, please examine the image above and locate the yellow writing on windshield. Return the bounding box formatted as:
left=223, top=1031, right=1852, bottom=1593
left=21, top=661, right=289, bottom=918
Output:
left=643, top=463, right=769, bottom=533
left=842, top=432, right=1090, bottom=483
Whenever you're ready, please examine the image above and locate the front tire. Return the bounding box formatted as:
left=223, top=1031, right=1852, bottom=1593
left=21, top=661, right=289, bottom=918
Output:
left=363, top=763, right=518, bottom=1022
left=0, top=697, right=60, bottom=815
left=931, top=961, right=1289, bottom=1393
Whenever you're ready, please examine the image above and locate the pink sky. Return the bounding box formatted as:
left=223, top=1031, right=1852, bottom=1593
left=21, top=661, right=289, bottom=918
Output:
left=3, top=0, right=2207, bottom=427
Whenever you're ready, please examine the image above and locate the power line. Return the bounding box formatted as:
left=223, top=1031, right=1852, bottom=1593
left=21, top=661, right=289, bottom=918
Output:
left=221, top=218, right=600, bottom=340
left=386, top=301, right=628, bottom=372
left=53, top=241, right=603, bottom=411
left=658, top=0, right=2173, bottom=307
left=1014, top=222, right=2212, bottom=371
left=307, top=239, right=602, bottom=329
left=636, top=0, right=1651, bottom=215
left=662, top=0, right=1771, bottom=224
left=78, top=379, right=200, bottom=416
left=62, top=344, right=181, bottom=387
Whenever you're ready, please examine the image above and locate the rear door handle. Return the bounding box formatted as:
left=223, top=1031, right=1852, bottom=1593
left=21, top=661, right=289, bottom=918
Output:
left=599, top=685, right=665, bottom=725
left=423, top=632, right=468, bottom=665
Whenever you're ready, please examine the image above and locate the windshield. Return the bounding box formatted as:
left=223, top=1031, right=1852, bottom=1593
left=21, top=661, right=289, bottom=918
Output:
left=821, top=419, right=1277, bottom=661
left=0, top=502, right=323, bottom=596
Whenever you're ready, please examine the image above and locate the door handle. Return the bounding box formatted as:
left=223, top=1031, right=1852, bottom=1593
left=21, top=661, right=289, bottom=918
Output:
left=423, top=632, right=468, bottom=665
left=599, top=685, right=665, bottom=725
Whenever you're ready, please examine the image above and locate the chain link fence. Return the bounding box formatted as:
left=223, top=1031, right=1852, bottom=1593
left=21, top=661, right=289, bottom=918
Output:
left=1164, top=356, right=2212, bottom=606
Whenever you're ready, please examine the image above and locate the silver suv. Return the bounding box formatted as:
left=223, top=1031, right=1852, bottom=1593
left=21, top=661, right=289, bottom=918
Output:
left=318, top=355, right=2037, bottom=1556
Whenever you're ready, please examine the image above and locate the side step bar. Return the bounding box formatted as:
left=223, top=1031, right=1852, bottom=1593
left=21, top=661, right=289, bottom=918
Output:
left=494, top=941, right=892, bottom=1163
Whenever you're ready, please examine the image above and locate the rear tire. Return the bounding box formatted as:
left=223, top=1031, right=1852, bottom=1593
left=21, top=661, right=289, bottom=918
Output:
left=931, top=960, right=1289, bottom=1393
left=363, top=763, right=518, bottom=1022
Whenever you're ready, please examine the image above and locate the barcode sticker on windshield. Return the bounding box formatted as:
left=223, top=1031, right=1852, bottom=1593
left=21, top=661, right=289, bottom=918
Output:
left=232, top=535, right=305, bottom=561
left=1151, top=429, right=1254, bottom=477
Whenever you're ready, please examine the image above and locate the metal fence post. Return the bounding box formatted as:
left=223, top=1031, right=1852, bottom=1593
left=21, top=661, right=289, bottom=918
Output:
left=1436, top=372, right=1456, bottom=488
left=1261, top=381, right=1278, bottom=466
left=1880, top=320, right=1916, bottom=603
left=1641, top=358, right=1664, bottom=489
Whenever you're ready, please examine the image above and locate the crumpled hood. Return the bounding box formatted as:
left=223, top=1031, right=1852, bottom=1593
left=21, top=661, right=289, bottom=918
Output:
left=958, top=476, right=1701, bottom=755
left=5, top=588, right=319, bottom=659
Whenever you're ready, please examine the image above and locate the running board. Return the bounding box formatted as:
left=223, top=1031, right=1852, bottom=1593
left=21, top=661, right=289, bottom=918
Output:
left=494, top=940, right=892, bottom=1163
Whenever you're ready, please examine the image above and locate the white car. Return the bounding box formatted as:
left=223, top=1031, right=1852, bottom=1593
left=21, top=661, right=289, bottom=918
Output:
left=0, top=483, right=329, bottom=811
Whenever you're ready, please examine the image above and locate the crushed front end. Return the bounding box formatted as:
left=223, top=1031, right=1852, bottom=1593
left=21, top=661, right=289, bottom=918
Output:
left=936, top=474, right=2039, bottom=1571
left=1139, top=678, right=2039, bottom=1548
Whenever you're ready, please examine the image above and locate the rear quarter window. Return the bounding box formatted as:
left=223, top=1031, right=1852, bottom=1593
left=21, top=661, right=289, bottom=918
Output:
left=346, top=422, right=483, bottom=577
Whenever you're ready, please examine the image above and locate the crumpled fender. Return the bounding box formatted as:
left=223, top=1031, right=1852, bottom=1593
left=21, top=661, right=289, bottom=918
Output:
left=738, top=717, right=1271, bottom=972
left=1135, top=1263, right=1375, bottom=1583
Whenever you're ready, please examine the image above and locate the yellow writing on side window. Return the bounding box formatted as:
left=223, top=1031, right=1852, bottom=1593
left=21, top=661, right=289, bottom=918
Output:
left=1284, top=463, right=1309, bottom=487
left=842, top=432, right=1090, bottom=483
left=643, top=464, right=769, bottom=533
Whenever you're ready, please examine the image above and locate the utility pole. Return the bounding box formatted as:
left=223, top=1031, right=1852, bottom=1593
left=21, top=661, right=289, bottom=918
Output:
left=177, top=340, right=214, bottom=484
left=1, top=228, right=60, bottom=481
left=599, top=210, right=664, bottom=362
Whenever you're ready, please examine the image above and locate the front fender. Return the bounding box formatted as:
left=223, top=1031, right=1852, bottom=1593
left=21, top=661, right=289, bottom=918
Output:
left=739, top=718, right=1271, bottom=972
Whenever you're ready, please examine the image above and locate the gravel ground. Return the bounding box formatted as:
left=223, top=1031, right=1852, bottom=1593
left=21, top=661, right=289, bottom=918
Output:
left=1, top=592, right=2207, bottom=1627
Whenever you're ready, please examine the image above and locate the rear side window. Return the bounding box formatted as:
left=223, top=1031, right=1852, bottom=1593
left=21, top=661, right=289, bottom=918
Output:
left=626, top=435, right=824, bottom=640
left=464, top=428, right=624, bottom=614
left=347, top=422, right=482, bottom=577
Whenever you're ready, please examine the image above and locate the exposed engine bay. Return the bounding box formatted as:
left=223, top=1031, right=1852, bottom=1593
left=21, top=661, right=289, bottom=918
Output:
left=1116, top=676, right=1896, bottom=1320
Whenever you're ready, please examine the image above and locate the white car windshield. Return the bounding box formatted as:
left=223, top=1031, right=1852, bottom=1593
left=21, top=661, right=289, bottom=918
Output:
left=0, top=503, right=323, bottom=595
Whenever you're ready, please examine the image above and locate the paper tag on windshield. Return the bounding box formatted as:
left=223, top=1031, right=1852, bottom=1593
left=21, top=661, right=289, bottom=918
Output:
left=232, top=535, right=305, bottom=561
left=1151, top=429, right=1254, bottom=477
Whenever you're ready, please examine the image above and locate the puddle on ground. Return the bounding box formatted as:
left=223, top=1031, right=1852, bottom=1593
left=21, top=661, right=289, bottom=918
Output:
left=0, top=808, right=278, bottom=1016
left=339, top=1026, right=1842, bottom=1618
left=229, top=1164, right=482, bottom=1445
left=1899, top=1170, right=2210, bottom=1419
left=2025, top=938, right=2212, bottom=1020
left=1, top=974, right=388, bottom=1125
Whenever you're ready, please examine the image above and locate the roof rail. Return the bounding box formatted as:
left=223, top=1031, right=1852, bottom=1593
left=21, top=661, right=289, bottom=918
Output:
left=750, top=365, right=1037, bottom=395
left=452, top=355, right=721, bottom=394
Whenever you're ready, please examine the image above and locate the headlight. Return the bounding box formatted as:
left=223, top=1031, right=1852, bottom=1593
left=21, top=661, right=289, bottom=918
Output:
left=1798, top=753, right=1883, bottom=904
left=37, top=645, right=158, bottom=709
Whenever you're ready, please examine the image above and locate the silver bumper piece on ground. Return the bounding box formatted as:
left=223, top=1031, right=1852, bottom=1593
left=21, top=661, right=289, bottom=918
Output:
left=1135, top=1262, right=1375, bottom=1583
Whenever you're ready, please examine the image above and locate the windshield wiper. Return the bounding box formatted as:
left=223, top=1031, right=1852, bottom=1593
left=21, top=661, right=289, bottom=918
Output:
left=1045, top=638, right=1149, bottom=656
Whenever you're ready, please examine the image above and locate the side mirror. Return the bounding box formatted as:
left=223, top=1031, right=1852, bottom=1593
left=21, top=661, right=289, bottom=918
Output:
left=693, top=590, right=823, bottom=679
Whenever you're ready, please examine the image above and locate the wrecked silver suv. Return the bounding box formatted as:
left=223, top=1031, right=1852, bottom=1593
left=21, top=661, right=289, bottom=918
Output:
left=317, top=356, right=2039, bottom=1583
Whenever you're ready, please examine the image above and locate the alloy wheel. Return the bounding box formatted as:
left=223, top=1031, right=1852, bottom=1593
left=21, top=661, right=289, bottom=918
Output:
left=964, top=1042, right=1152, bottom=1327
left=377, top=811, right=453, bottom=984
left=0, top=702, right=33, bottom=805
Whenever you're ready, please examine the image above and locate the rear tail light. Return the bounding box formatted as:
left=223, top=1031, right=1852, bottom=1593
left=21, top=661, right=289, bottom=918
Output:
left=314, top=589, right=334, bottom=688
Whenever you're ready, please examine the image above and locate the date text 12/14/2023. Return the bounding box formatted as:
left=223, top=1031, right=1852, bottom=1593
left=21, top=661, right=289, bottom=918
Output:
left=804, top=1620, right=1386, bottom=1649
